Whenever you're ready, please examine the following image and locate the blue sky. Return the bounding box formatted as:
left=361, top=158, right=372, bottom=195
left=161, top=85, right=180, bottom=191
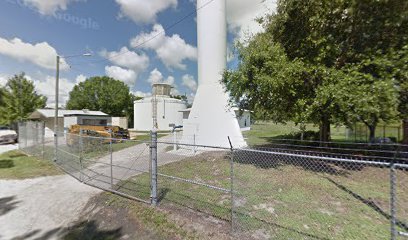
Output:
left=0, top=0, right=275, bottom=106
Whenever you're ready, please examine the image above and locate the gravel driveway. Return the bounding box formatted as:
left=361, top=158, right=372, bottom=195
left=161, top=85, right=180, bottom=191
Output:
left=0, top=175, right=101, bottom=240
left=0, top=144, right=18, bottom=155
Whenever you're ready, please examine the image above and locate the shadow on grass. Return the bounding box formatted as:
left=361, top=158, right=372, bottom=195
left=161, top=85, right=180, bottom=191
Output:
left=0, top=159, right=14, bottom=168
left=157, top=188, right=170, bottom=203
left=11, top=221, right=122, bottom=240
left=234, top=149, right=360, bottom=176
left=0, top=196, right=19, bottom=216
left=325, top=177, right=408, bottom=232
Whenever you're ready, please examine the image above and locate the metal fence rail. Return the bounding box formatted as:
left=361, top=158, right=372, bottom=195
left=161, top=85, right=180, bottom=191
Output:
left=18, top=122, right=408, bottom=239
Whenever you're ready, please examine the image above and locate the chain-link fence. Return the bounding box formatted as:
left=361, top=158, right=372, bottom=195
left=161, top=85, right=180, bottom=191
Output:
left=232, top=148, right=408, bottom=239
left=18, top=122, right=408, bottom=239
left=18, top=121, right=45, bottom=157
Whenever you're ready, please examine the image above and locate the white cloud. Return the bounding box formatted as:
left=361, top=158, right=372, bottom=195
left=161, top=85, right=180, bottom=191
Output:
left=75, top=74, right=87, bottom=84
left=105, top=66, right=137, bottom=86
left=147, top=68, right=174, bottom=85
left=0, top=37, right=68, bottom=70
left=0, top=74, right=9, bottom=87
left=227, top=0, right=277, bottom=42
left=132, top=90, right=151, bottom=98
left=116, top=0, right=177, bottom=24
left=22, top=0, right=82, bottom=15
left=130, top=24, right=197, bottom=70
left=31, top=75, right=75, bottom=106
left=181, top=74, right=197, bottom=92
left=100, top=47, right=149, bottom=74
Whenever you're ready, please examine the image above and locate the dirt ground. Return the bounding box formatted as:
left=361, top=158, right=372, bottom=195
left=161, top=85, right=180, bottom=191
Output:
left=63, top=193, right=232, bottom=240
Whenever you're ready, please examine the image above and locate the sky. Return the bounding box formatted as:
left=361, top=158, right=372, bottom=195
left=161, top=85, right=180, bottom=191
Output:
left=0, top=0, right=276, bottom=107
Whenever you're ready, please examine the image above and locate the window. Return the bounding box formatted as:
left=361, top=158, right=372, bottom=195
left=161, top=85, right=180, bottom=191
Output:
left=82, top=119, right=108, bottom=126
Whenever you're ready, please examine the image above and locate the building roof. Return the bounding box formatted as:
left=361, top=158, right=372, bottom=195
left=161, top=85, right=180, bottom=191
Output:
left=29, top=109, right=108, bottom=119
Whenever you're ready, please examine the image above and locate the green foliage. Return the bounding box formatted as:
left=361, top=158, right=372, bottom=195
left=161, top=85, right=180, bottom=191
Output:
left=170, top=94, right=188, bottom=102
left=66, top=76, right=133, bottom=120
left=0, top=73, right=47, bottom=125
left=224, top=0, right=407, bottom=141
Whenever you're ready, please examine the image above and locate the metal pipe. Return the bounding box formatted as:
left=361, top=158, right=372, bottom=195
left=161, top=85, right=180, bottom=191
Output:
left=110, top=130, right=113, bottom=189
left=150, top=129, right=158, bottom=206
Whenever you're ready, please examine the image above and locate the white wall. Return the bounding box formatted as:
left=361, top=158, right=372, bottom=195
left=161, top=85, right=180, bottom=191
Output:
left=112, top=117, right=128, bottom=129
left=134, top=97, right=186, bottom=131
left=64, top=116, right=77, bottom=130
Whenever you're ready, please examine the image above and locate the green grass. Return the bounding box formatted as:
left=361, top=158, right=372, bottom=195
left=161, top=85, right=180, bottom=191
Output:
left=0, top=150, right=61, bottom=179
left=244, top=121, right=403, bottom=146
left=115, top=151, right=407, bottom=240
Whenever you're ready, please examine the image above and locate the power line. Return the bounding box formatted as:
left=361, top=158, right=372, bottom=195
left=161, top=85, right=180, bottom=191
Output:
left=69, top=65, right=95, bottom=77
left=69, top=0, right=216, bottom=67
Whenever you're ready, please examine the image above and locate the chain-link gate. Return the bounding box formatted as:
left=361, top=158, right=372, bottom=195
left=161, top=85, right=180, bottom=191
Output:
left=18, top=122, right=408, bottom=239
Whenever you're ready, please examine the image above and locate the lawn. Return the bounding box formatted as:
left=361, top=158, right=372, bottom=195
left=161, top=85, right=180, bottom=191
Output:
left=244, top=121, right=403, bottom=147
left=0, top=150, right=61, bottom=179
left=115, top=150, right=408, bottom=240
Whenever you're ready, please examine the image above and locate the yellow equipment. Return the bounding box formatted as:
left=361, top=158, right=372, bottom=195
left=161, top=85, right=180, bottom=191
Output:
left=67, top=125, right=129, bottom=146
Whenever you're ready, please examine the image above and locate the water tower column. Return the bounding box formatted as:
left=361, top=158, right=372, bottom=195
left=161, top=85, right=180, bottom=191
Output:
left=182, top=0, right=246, bottom=148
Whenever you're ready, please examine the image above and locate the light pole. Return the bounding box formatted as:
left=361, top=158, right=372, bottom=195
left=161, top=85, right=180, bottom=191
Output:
left=54, top=53, right=91, bottom=162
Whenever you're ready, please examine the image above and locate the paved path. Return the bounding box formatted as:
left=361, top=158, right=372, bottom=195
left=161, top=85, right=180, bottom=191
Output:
left=71, top=137, right=194, bottom=195
left=0, top=144, right=18, bottom=155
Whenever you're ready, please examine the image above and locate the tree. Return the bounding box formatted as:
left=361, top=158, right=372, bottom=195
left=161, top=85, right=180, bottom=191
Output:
left=393, top=45, right=408, bottom=143
left=66, top=76, right=133, bottom=122
left=223, top=0, right=406, bottom=142
left=0, top=73, right=47, bottom=125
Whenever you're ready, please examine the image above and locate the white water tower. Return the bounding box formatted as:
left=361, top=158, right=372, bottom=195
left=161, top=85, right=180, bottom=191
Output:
left=134, top=83, right=187, bottom=131
left=182, top=0, right=246, bottom=148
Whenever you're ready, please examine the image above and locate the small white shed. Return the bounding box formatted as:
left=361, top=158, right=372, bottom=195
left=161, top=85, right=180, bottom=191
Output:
left=28, top=109, right=109, bottom=133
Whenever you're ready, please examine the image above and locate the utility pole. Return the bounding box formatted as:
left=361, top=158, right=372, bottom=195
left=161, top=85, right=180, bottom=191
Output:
left=54, top=55, right=60, bottom=162
left=54, top=53, right=91, bottom=162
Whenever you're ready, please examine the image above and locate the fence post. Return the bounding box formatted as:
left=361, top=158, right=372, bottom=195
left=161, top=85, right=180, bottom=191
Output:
left=41, top=123, right=44, bottom=159
left=79, top=129, right=83, bottom=182
left=150, top=128, right=158, bottom=206
left=110, top=130, right=113, bottom=189
left=193, top=134, right=196, bottom=154
left=390, top=163, right=397, bottom=240
left=25, top=123, right=28, bottom=150
left=228, top=137, right=235, bottom=235
left=173, top=130, right=177, bottom=151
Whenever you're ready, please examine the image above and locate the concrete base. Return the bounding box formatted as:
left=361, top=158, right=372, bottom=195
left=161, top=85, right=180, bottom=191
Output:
left=182, top=84, right=247, bottom=148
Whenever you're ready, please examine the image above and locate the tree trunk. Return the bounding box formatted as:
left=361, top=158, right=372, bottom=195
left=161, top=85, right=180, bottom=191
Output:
left=319, top=116, right=331, bottom=144
left=403, top=119, right=408, bottom=144
left=368, top=124, right=376, bottom=143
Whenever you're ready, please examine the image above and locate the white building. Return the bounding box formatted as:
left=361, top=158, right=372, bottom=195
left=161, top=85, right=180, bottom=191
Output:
left=112, top=117, right=128, bottom=129
left=29, top=109, right=109, bottom=133
left=63, top=113, right=112, bottom=129
left=133, top=83, right=187, bottom=131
